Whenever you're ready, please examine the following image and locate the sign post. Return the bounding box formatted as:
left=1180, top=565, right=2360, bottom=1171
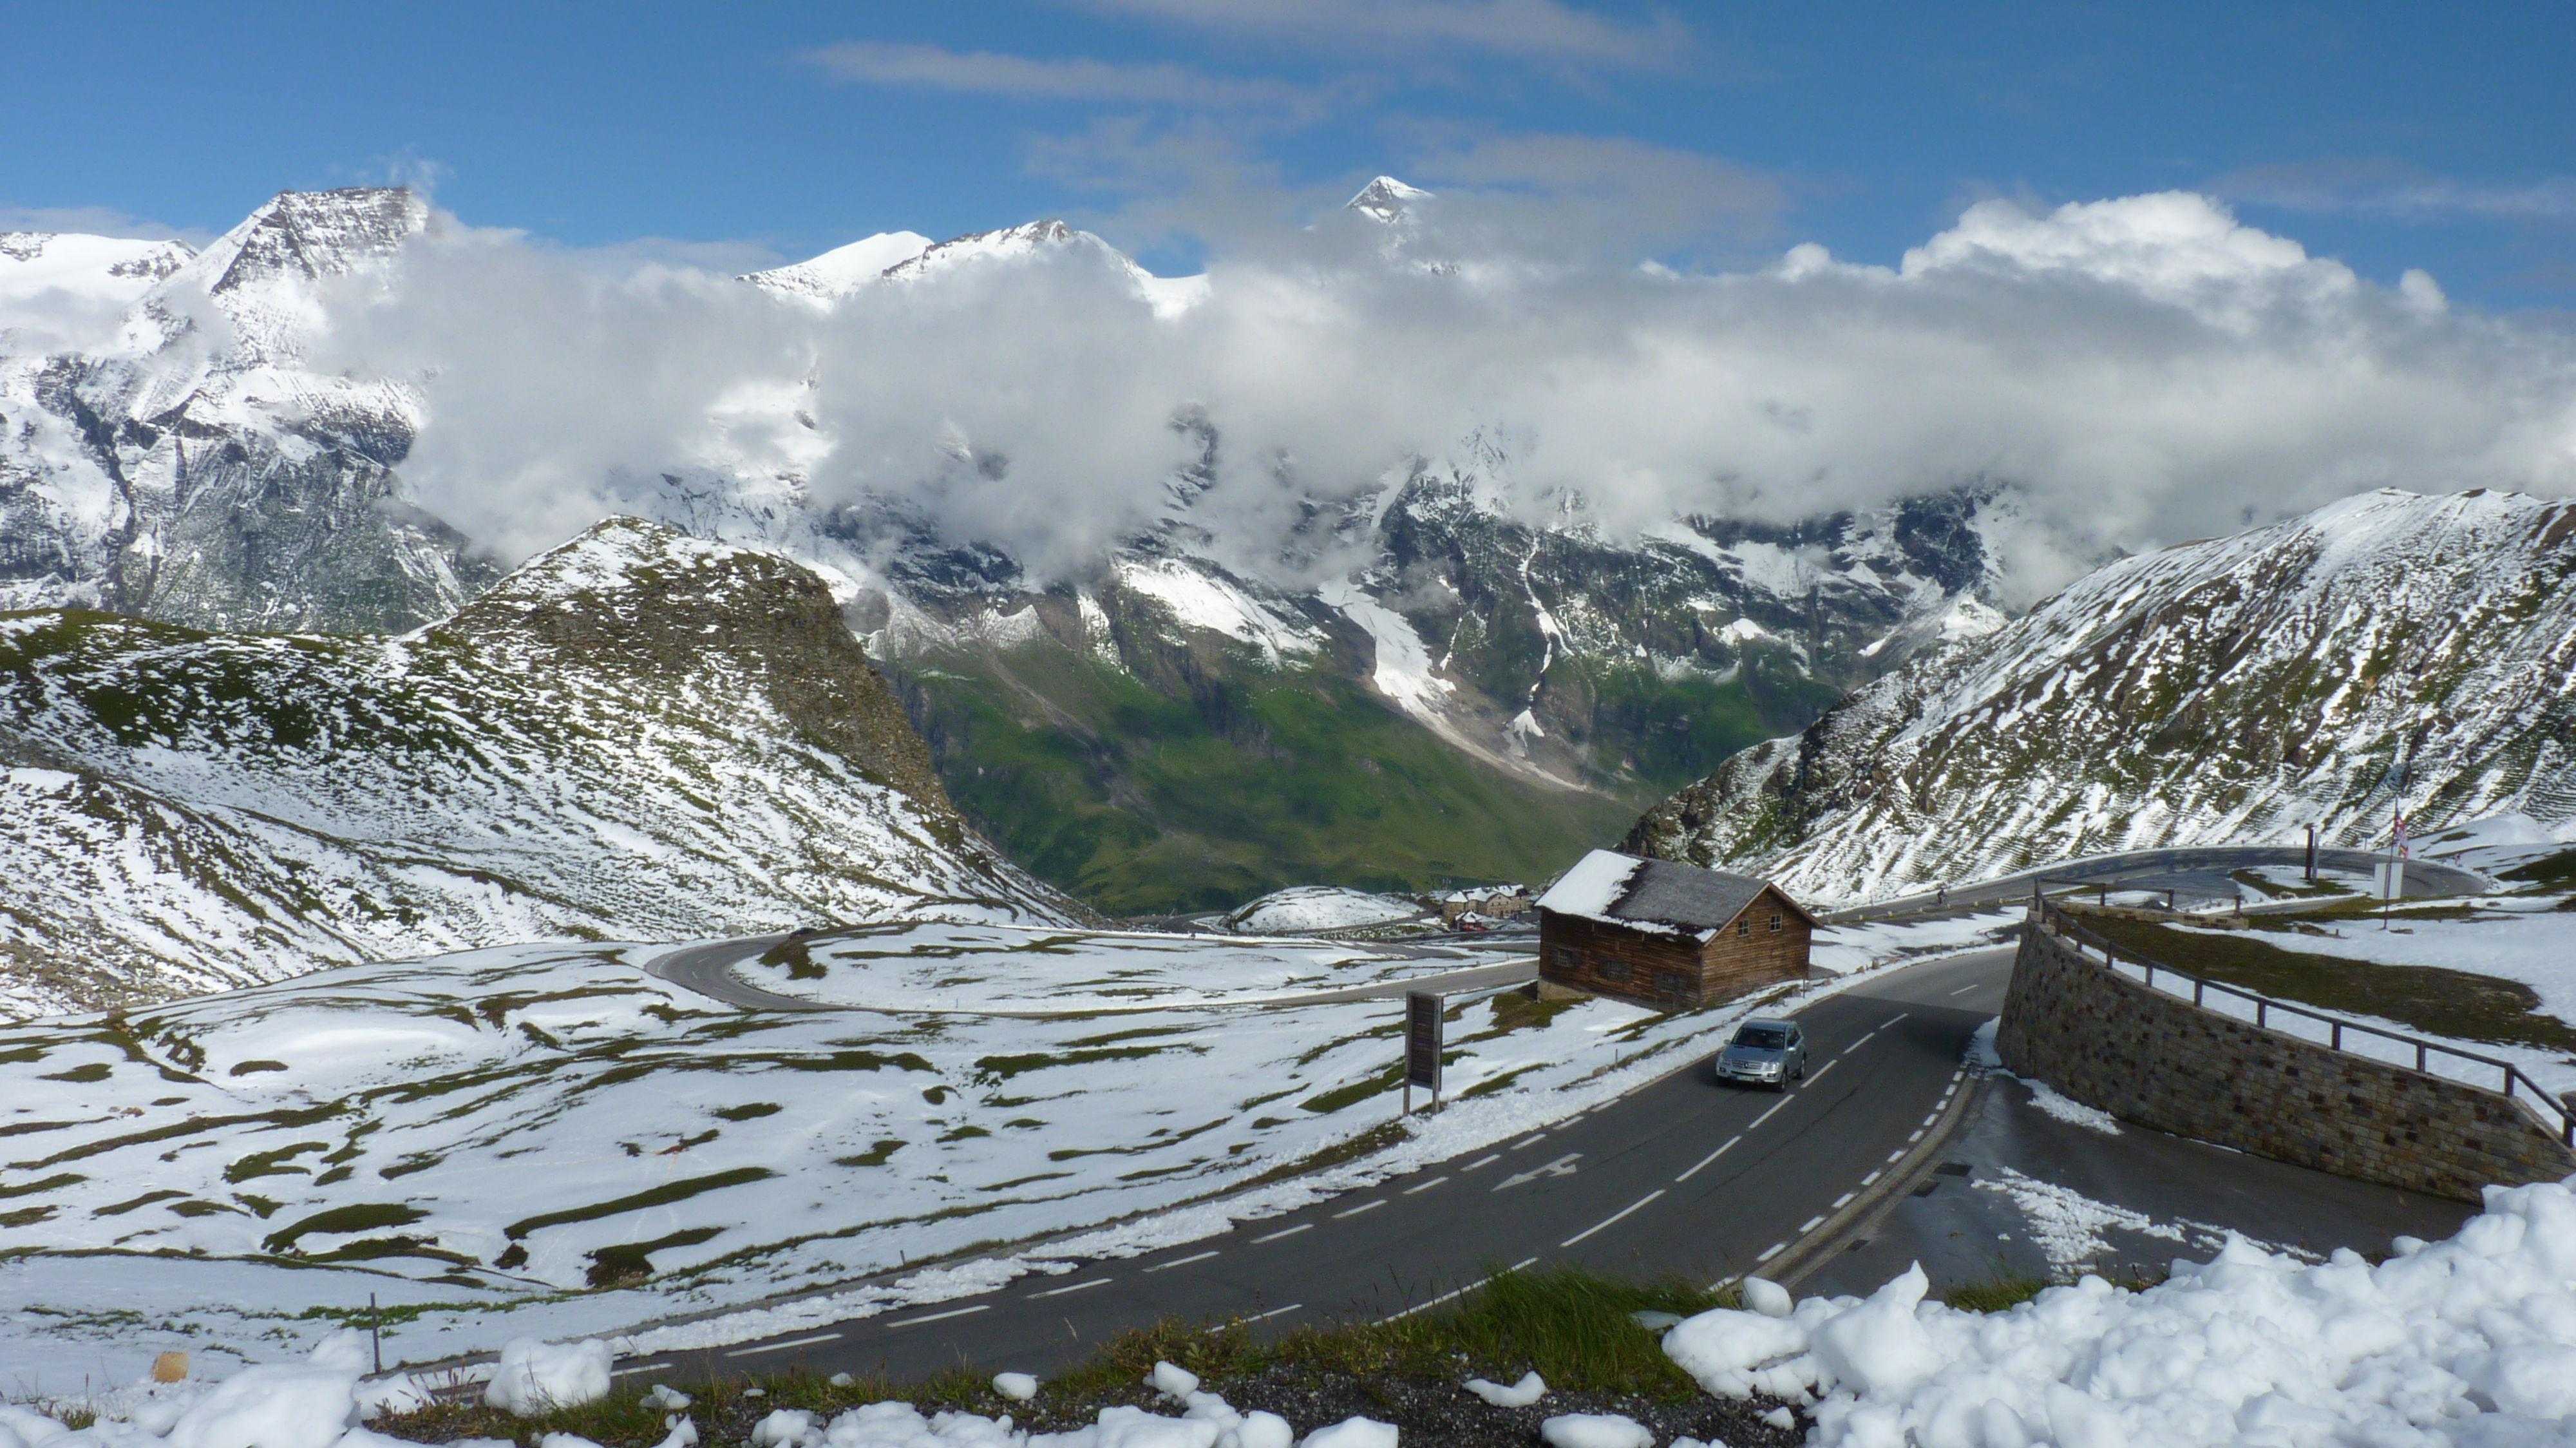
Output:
left=2383, top=809, right=2408, bottom=929
left=1404, top=991, right=1443, bottom=1116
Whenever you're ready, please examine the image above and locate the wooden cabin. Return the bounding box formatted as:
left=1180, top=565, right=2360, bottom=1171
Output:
left=1534, top=850, right=1817, bottom=1009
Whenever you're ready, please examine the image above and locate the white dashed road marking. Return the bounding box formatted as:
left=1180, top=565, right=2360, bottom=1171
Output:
left=1144, top=1250, right=1220, bottom=1273
left=724, top=1332, right=842, bottom=1358
left=1379, top=1258, right=1540, bottom=1323
left=1676, top=1134, right=1742, bottom=1183
left=886, top=1305, right=989, bottom=1329
left=1562, top=1190, right=1665, bottom=1247
left=1403, top=1176, right=1448, bottom=1195
left=1251, top=1223, right=1311, bottom=1244
left=1032, top=1279, right=1112, bottom=1299
left=1333, top=1200, right=1386, bottom=1219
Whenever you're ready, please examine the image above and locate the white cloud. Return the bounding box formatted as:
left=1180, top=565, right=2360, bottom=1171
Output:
left=804, top=41, right=1332, bottom=117
left=2218, top=159, right=2576, bottom=223
left=304, top=191, right=2576, bottom=598
left=1073, top=0, right=1690, bottom=69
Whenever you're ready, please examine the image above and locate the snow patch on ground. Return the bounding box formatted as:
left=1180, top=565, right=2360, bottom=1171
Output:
left=2019, top=1080, right=2123, bottom=1135
left=1220, top=888, right=1425, bottom=936
left=743, top=923, right=1448, bottom=1009
left=1972, top=1167, right=2184, bottom=1267
left=1, top=932, right=1864, bottom=1386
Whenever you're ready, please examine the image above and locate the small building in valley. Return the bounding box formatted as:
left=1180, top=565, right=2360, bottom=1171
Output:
left=1437, top=884, right=1532, bottom=926
left=1534, top=850, right=1817, bottom=1009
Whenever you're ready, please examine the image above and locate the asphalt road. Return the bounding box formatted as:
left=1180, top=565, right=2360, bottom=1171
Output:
left=640, top=935, right=1540, bottom=1015
left=616, top=947, right=2012, bottom=1386
left=1831, top=844, right=2487, bottom=922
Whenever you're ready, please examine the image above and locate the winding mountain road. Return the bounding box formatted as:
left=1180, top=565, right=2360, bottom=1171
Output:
left=607, top=843, right=2484, bottom=1385
left=618, top=949, right=2004, bottom=1384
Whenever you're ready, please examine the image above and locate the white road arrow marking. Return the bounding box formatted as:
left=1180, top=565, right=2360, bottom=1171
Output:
left=1493, top=1152, right=1582, bottom=1190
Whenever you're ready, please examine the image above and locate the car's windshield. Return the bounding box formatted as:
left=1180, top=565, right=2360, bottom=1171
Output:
left=1732, top=1026, right=1788, bottom=1050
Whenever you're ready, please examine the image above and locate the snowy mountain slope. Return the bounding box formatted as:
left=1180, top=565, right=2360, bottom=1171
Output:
left=0, top=232, right=192, bottom=353
left=0, top=516, right=1074, bottom=1018
left=740, top=230, right=934, bottom=302
left=0, top=184, right=2016, bottom=915
left=0, top=188, right=493, bottom=633
left=1625, top=488, right=2576, bottom=904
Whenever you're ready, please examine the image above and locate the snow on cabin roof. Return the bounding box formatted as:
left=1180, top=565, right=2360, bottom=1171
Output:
left=1536, top=849, right=1808, bottom=941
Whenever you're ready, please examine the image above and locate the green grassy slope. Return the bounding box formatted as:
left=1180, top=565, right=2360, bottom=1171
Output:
left=899, top=645, right=1701, bottom=914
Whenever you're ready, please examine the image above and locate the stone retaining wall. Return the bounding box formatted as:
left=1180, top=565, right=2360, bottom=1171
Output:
left=1996, top=917, right=2576, bottom=1202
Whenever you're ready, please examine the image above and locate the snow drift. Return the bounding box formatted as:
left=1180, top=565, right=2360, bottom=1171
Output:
left=1663, top=1176, right=2576, bottom=1446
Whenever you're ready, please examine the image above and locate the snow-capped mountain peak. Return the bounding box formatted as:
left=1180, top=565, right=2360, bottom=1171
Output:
left=177, top=186, right=425, bottom=298
left=883, top=218, right=1091, bottom=280
left=1347, top=176, right=1431, bottom=224
left=741, top=229, right=934, bottom=303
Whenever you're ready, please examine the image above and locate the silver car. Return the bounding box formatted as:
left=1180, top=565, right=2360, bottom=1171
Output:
left=1714, top=1017, right=1807, bottom=1091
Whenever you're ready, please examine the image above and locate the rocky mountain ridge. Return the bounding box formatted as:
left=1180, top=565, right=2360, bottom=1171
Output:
left=1626, top=487, right=2576, bottom=904
left=0, top=516, right=1073, bottom=1018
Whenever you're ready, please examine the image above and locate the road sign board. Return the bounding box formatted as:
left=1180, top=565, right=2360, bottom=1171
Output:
left=1405, top=991, right=1442, bottom=1095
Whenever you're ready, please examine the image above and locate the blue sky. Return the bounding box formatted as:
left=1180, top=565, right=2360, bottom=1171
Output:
left=6, top=0, right=2570, bottom=307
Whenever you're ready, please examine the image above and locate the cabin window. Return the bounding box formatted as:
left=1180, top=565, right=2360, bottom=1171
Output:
left=1654, top=969, right=1691, bottom=996
left=1599, top=957, right=1630, bottom=981
left=1736, top=918, right=1750, bottom=937
left=1769, top=913, right=1783, bottom=931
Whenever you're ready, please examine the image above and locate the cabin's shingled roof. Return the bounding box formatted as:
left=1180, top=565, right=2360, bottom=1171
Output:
left=1535, top=849, right=1816, bottom=941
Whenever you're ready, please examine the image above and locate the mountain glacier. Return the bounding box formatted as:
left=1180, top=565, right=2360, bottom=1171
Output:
left=0, top=516, right=1074, bottom=1018
left=1626, top=488, right=2576, bottom=904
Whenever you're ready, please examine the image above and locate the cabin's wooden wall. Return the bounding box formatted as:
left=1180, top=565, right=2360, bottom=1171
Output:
left=1695, top=886, right=1811, bottom=1000
left=1538, top=884, right=1812, bottom=1009
left=1537, top=911, right=1705, bottom=1008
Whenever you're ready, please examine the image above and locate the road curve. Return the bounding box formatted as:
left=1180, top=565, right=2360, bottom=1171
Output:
left=639, top=937, right=1539, bottom=1015
left=609, top=841, right=2494, bottom=1382
left=1829, top=844, right=2488, bottom=923
left=612, top=947, right=2012, bottom=1385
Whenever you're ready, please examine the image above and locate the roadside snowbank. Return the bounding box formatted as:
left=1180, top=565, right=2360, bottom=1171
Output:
left=1, top=1351, right=1361, bottom=1448
left=1809, top=909, right=2020, bottom=976
left=1664, top=1176, right=2576, bottom=1447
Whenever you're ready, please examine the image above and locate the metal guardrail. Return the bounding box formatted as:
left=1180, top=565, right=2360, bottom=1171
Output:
left=2031, top=887, right=2576, bottom=1147
left=2034, top=876, right=2242, bottom=914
